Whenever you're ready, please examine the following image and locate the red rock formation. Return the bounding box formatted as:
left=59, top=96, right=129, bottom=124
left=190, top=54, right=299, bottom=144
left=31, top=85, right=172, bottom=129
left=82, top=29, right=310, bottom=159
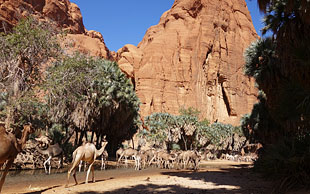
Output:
left=117, top=0, right=258, bottom=125
left=0, top=0, right=111, bottom=60
left=0, top=0, right=84, bottom=33
left=1, top=0, right=258, bottom=125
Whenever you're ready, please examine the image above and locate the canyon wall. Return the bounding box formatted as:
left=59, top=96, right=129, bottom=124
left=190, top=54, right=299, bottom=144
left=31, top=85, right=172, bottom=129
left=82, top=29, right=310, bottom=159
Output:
left=0, top=0, right=258, bottom=125
left=0, top=0, right=111, bottom=59
left=117, top=0, right=258, bottom=125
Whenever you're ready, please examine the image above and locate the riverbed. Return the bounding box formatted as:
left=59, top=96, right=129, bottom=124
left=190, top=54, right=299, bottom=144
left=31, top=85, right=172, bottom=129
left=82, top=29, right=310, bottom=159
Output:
left=2, top=160, right=273, bottom=194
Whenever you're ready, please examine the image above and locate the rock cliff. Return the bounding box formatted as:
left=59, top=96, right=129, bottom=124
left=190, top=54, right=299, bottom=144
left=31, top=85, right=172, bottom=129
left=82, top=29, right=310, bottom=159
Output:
left=117, top=0, right=258, bottom=125
left=0, top=0, right=111, bottom=59
left=0, top=0, right=258, bottom=125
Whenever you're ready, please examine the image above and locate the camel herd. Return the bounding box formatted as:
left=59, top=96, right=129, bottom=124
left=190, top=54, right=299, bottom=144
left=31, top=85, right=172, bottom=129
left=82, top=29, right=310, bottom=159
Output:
left=116, top=147, right=201, bottom=171
left=0, top=123, right=257, bottom=192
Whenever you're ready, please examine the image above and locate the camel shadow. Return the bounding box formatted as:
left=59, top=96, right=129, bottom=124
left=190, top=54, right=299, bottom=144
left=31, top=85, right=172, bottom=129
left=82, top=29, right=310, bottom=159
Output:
left=22, top=185, right=62, bottom=194
left=65, top=177, right=114, bottom=188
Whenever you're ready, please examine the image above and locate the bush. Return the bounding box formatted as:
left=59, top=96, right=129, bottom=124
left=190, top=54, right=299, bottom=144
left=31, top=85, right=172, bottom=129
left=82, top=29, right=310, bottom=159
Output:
left=254, top=136, right=310, bottom=193
left=0, top=17, right=61, bottom=128
left=44, top=53, right=140, bottom=151
left=140, top=107, right=244, bottom=151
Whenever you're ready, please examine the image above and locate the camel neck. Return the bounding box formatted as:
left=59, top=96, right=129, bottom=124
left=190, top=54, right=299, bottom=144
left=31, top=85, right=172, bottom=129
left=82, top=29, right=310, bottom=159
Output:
left=35, top=146, right=47, bottom=154
left=96, top=143, right=107, bottom=157
left=19, top=129, right=30, bottom=150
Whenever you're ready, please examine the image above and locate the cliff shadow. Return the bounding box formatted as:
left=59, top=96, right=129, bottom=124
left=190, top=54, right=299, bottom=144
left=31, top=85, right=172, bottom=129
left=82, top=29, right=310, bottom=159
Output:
left=77, top=164, right=272, bottom=194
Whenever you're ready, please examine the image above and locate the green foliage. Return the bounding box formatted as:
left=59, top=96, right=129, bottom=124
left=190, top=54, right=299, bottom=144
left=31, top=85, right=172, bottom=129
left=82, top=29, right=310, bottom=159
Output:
left=254, top=135, right=310, bottom=193
left=206, top=122, right=241, bottom=147
left=244, top=38, right=277, bottom=88
left=48, top=124, right=75, bottom=161
left=44, top=53, right=140, bottom=146
left=0, top=92, right=8, bottom=120
left=179, top=106, right=201, bottom=118
left=48, top=124, right=65, bottom=144
left=240, top=91, right=283, bottom=144
left=141, top=107, right=243, bottom=151
left=142, top=111, right=201, bottom=149
left=243, top=0, right=310, bottom=191
left=0, top=17, right=61, bottom=93
left=0, top=17, right=61, bottom=128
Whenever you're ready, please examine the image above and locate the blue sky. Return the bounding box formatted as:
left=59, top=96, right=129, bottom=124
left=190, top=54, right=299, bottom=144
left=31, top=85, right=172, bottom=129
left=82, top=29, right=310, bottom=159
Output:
left=71, top=0, right=266, bottom=52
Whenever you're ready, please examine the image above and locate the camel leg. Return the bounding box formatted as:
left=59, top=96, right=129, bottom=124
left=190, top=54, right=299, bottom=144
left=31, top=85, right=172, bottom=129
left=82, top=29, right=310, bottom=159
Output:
left=66, top=159, right=80, bottom=187
left=48, top=158, right=51, bottom=174
left=101, top=156, right=104, bottom=170
left=125, top=156, right=128, bottom=167
left=44, top=156, right=52, bottom=174
left=0, top=159, right=14, bottom=193
left=148, top=155, right=156, bottom=166
left=58, top=154, right=63, bottom=169
left=91, top=164, right=95, bottom=183
left=85, top=161, right=94, bottom=184
left=117, top=153, right=124, bottom=165
left=78, top=161, right=82, bottom=172
left=142, top=159, right=146, bottom=169
left=72, top=168, right=78, bottom=185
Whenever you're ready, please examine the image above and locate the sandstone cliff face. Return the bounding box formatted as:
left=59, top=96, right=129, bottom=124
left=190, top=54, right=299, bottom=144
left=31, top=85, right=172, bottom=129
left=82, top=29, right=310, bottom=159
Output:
left=0, top=0, right=84, bottom=33
left=117, top=0, right=258, bottom=125
left=1, top=0, right=258, bottom=125
left=0, top=0, right=111, bottom=59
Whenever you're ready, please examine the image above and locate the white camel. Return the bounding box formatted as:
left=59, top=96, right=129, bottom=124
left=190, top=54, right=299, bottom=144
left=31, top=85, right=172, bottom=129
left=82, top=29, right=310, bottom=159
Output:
left=66, top=141, right=108, bottom=187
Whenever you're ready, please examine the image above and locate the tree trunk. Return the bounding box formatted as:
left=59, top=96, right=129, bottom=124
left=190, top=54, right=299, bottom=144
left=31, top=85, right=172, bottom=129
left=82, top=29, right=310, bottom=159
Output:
left=131, top=137, right=134, bottom=149
left=78, top=130, right=86, bottom=146
left=91, top=131, right=94, bottom=143
left=74, top=129, right=78, bottom=147
left=182, top=135, right=187, bottom=151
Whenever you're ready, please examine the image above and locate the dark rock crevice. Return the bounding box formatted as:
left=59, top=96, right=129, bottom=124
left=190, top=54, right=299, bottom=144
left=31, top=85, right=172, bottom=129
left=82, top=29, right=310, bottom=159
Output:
left=220, top=82, right=232, bottom=116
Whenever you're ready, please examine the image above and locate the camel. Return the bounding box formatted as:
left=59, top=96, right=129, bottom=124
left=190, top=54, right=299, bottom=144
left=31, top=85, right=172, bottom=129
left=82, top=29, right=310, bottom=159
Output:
left=66, top=141, right=108, bottom=187
left=101, top=150, right=108, bottom=170
left=78, top=150, right=108, bottom=172
left=35, top=135, right=50, bottom=148
left=35, top=143, right=63, bottom=174
left=0, top=123, right=34, bottom=193
left=115, top=147, right=124, bottom=162
left=134, top=150, right=148, bottom=170
left=182, top=150, right=201, bottom=170
left=117, top=148, right=138, bottom=167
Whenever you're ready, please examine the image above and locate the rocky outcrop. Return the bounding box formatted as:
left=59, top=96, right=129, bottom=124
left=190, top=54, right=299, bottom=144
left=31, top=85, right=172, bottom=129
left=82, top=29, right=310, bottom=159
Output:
left=64, top=33, right=112, bottom=59
left=1, top=0, right=258, bottom=125
left=117, top=0, right=258, bottom=125
left=0, top=0, right=84, bottom=33
left=0, top=0, right=111, bottom=59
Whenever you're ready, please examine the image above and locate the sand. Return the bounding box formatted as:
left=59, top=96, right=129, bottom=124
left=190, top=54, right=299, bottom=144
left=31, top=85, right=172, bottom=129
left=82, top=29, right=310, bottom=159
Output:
left=2, top=160, right=272, bottom=194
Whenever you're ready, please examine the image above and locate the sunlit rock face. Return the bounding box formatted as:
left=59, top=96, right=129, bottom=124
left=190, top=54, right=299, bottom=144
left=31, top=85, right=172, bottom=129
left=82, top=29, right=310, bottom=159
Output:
left=117, top=0, right=258, bottom=125
left=0, top=0, right=112, bottom=59
left=0, top=0, right=258, bottom=125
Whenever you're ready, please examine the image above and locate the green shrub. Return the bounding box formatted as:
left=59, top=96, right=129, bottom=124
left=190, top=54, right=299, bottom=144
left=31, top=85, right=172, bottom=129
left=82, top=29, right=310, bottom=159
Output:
left=44, top=53, right=140, bottom=149
left=254, top=136, right=310, bottom=193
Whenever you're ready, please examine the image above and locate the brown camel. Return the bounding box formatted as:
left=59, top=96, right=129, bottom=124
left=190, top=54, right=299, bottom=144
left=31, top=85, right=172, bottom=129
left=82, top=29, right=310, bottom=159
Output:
left=66, top=141, right=108, bottom=187
left=0, top=123, right=34, bottom=193
left=35, top=143, right=63, bottom=174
